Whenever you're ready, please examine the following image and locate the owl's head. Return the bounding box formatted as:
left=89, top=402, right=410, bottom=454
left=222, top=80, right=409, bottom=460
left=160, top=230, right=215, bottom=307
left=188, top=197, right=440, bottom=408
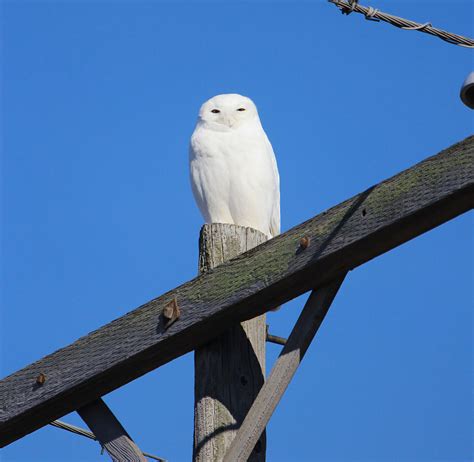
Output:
left=197, top=94, right=260, bottom=130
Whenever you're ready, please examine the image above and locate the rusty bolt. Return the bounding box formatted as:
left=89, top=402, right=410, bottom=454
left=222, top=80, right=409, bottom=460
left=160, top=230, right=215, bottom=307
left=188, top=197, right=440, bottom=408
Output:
left=299, top=236, right=311, bottom=250
left=163, top=297, right=180, bottom=328
left=163, top=298, right=179, bottom=320
left=36, top=373, right=46, bottom=385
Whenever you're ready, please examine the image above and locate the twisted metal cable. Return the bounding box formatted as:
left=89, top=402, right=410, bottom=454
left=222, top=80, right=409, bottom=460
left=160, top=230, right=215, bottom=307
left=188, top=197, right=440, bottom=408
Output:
left=50, top=420, right=167, bottom=462
left=328, top=0, right=474, bottom=48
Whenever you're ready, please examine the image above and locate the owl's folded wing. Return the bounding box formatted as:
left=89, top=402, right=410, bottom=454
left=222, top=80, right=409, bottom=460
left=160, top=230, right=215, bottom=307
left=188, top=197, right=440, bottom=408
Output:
left=266, top=137, right=281, bottom=238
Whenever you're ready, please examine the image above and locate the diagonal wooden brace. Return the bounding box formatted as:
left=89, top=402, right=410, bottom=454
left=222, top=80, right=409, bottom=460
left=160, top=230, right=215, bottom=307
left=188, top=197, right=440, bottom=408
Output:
left=223, top=274, right=347, bottom=462
left=77, top=398, right=147, bottom=462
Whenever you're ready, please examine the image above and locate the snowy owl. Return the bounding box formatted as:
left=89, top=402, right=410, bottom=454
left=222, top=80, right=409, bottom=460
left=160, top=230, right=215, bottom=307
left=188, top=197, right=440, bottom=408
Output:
left=189, top=94, right=280, bottom=239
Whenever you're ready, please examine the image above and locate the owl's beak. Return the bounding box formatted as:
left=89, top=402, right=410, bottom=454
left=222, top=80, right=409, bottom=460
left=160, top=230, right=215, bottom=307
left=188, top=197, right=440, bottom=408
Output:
left=224, top=116, right=235, bottom=128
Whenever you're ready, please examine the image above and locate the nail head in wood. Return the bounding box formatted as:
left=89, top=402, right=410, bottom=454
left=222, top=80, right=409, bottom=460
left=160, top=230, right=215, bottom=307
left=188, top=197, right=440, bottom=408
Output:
left=162, top=297, right=180, bottom=329
left=35, top=373, right=46, bottom=385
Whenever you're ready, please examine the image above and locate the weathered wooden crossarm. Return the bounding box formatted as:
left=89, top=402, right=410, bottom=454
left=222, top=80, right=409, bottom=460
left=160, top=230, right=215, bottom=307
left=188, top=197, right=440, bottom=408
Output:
left=1, top=136, right=472, bottom=447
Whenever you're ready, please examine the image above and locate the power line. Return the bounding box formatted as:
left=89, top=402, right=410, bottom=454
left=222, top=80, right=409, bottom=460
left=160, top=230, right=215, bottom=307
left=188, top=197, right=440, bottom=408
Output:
left=328, top=0, right=474, bottom=48
left=49, top=420, right=167, bottom=462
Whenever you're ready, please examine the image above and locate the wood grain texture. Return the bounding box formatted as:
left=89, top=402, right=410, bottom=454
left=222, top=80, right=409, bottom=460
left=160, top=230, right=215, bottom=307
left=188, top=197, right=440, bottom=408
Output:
left=77, top=399, right=147, bottom=462
left=0, top=136, right=473, bottom=446
left=224, top=275, right=346, bottom=462
left=194, top=224, right=267, bottom=462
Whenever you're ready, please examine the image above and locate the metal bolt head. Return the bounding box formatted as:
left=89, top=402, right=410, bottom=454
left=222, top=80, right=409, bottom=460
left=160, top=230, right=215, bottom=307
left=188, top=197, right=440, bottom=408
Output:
left=163, top=298, right=179, bottom=320
left=162, top=297, right=180, bottom=329
left=299, top=236, right=310, bottom=249
left=36, top=373, right=46, bottom=385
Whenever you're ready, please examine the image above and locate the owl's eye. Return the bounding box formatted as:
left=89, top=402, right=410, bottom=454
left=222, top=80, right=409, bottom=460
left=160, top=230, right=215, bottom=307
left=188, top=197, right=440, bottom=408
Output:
left=211, top=109, right=220, bottom=114
left=237, top=108, right=246, bottom=112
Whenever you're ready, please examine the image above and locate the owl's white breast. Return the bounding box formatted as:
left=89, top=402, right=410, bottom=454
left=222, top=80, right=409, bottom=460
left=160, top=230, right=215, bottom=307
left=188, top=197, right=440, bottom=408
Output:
left=189, top=122, right=279, bottom=237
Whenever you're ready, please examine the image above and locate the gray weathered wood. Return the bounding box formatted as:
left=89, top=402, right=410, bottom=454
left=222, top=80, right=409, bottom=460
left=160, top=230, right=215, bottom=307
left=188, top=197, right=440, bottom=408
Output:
left=223, top=275, right=346, bottom=462
left=0, top=136, right=472, bottom=446
left=194, top=224, right=267, bottom=462
left=77, top=399, right=147, bottom=462
left=50, top=419, right=167, bottom=461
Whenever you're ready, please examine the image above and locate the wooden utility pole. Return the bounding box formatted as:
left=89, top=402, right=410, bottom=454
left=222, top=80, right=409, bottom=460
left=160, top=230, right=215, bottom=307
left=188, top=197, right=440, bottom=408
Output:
left=194, top=223, right=268, bottom=462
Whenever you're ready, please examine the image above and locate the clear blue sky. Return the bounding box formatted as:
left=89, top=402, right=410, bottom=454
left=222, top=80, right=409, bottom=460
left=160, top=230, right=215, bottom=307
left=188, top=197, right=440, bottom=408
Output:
left=1, top=1, right=472, bottom=461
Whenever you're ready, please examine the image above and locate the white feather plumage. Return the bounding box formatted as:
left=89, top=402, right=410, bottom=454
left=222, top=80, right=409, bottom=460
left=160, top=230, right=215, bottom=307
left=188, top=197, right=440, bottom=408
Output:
left=189, top=94, right=280, bottom=238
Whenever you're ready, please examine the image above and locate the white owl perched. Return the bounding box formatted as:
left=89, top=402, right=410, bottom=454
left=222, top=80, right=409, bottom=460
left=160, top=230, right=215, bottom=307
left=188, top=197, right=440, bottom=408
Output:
left=189, top=94, right=280, bottom=238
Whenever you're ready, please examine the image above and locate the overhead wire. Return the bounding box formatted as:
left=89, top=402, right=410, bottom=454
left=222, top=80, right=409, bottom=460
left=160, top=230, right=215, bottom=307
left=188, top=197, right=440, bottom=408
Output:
left=328, top=0, right=474, bottom=48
